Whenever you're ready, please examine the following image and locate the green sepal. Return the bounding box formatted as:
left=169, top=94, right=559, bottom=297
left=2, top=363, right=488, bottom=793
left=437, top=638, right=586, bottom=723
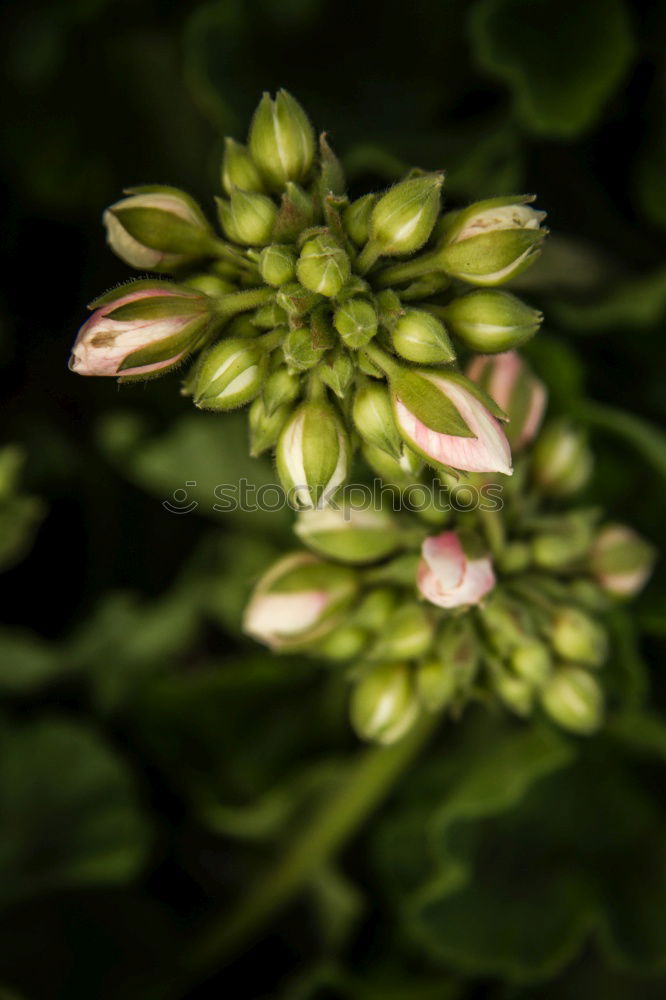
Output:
left=316, top=133, right=346, bottom=198
left=110, top=206, right=214, bottom=255
left=122, top=185, right=210, bottom=226
left=272, top=182, right=315, bottom=242
left=87, top=278, right=184, bottom=310
left=375, top=289, right=405, bottom=331
left=390, top=369, right=474, bottom=437
left=106, top=295, right=208, bottom=322
left=310, top=305, right=337, bottom=350
left=317, top=348, right=354, bottom=399
left=437, top=370, right=509, bottom=422
left=440, top=229, right=546, bottom=280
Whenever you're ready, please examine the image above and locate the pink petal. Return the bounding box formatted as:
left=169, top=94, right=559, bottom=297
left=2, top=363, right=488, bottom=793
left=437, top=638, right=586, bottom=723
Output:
left=516, top=378, right=547, bottom=448
left=487, top=351, right=522, bottom=411
left=421, top=532, right=466, bottom=591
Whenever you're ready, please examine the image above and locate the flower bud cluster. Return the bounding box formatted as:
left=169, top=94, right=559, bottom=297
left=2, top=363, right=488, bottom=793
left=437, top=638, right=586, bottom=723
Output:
left=72, top=91, right=550, bottom=494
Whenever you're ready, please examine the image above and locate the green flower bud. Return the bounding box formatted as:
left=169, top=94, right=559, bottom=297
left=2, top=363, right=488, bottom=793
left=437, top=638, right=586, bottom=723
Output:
left=436, top=616, right=480, bottom=687
left=317, top=347, right=354, bottom=399
left=258, top=244, right=297, bottom=287
left=194, top=337, right=267, bottom=410
left=249, top=397, right=292, bottom=456
left=550, top=607, right=608, bottom=668
left=350, top=662, right=419, bottom=744
left=273, top=182, right=315, bottom=242
left=496, top=541, right=531, bottom=574
left=297, top=235, right=351, bottom=298
left=540, top=666, right=603, bottom=735
left=509, top=641, right=552, bottom=687
left=263, top=365, right=301, bottom=415
left=276, top=282, right=323, bottom=318
left=295, top=505, right=400, bottom=564
left=368, top=603, right=433, bottom=661
left=244, top=552, right=358, bottom=651
left=334, top=298, right=378, bottom=349
left=315, top=625, right=369, bottom=662
left=250, top=302, right=287, bottom=330
left=216, top=189, right=277, bottom=246
left=352, top=588, right=397, bottom=632
left=416, top=659, right=458, bottom=712
left=315, top=133, right=346, bottom=200
left=368, top=174, right=443, bottom=258
left=184, top=274, right=236, bottom=297
left=532, top=420, right=593, bottom=497
left=391, top=309, right=456, bottom=364
left=490, top=660, right=534, bottom=717
left=248, top=90, right=315, bottom=191
left=283, top=327, right=325, bottom=372
left=443, top=289, right=542, bottom=352
left=103, top=186, right=214, bottom=272
left=276, top=400, right=351, bottom=508
left=438, top=196, right=547, bottom=286
left=221, top=137, right=265, bottom=195
left=589, top=523, right=656, bottom=598
left=343, top=194, right=376, bottom=246
left=352, top=381, right=402, bottom=459
left=361, top=442, right=423, bottom=487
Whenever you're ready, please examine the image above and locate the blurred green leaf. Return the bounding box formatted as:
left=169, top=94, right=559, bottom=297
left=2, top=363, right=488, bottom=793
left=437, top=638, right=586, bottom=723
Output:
left=552, top=265, right=666, bottom=331
left=572, top=400, right=666, bottom=480
left=0, top=629, right=67, bottom=693
left=0, top=718, right=149, bottom=909
left=470, top=0, right=634, bottom=136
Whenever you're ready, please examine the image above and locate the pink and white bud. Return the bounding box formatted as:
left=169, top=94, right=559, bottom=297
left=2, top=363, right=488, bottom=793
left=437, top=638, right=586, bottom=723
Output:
left=69, top=284, right=211, bottom=378
left=467, top=351, right=547, bottom=450
left=393, top=373, right=512, bottom=475
left=417, top=531, right=495, bottom=609
left=590, top=524, right=655, bottom=598
left=243, top=552, right=358, bottom=650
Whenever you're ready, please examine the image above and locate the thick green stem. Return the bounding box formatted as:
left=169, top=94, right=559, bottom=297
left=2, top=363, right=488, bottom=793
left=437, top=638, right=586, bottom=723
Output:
left=374, top=249, right=442, bottom=287
left=211, top=238, right=259, bottom=275
left=362, top=342, right=401, bottom=378
left=183, top=712, right=437, bottom=983
left=216, top=287, right=275, bottom=320
left=355, top=240, right=383, bottom=275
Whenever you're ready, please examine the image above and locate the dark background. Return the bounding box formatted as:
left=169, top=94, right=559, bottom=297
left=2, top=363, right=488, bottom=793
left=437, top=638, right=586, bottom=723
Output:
left=0, top=0, right=665, bottom=998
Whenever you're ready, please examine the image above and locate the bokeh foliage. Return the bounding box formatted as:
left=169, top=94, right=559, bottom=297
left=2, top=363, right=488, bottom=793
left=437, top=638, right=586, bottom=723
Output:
left=1, top=0, right=665, bottom=997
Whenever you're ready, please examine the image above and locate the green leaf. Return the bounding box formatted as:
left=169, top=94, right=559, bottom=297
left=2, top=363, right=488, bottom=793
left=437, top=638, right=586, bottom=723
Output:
left=0, top=718, right=149, bottom=909
left=470, top=0, right=635, bottom=137
left=552, top=265, right=666, bottom=331
left=0, top=629, right=67, bottom=693
left=0, top=496, right=45, bottom=573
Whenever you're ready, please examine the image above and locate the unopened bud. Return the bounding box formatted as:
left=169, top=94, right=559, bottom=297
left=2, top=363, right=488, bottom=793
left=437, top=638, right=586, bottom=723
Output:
left=509, top=641, right=552, bottom=686
left=424, top=617, right=480, bottom=709
left=295, top=505, right=400, bottom=564
left=272, top=182, right=315, bottom=242
left=283, top=327, right=325, bottom=372
left=317, top=347, right=354, bottom=398
left=491, top=662, right=534, bottom=717
left=297, top=235, right=351, bottom=297
left=315, top=625, right=369, bottom=662
left=368, top=603, right=433, bottom=661
left=275, top=282, right=322, bottom=318
left=263, top=365, right=301, bottom=415
left=350, top=662, right=419, bottom=744
left=250, top=302, right=287, bottom=329
left=467, top=351, right=546, bottom=450
left=258, top=244, right=297, bottom=287
left=276, top=400, right=350, bottom=508
left=343, top=193, right=376, bottom=245
left=352, top=588, right=397, bottom=631
left=221, top=137, right=265, bottom=194
left=589, top=524, right=656, bottom=598
left=438, top=195, right=547, bottom=286
left=216, top=189, right=277, bottom=246
left=416, top=659, right=458, bottom=712
left=244, top=552, right=358, bottom=650
left=391, top=309, right=455, bottom=364
left=361, top=442, right=423, bottom=487
left=248, top=90, right=315, bottom=191
left=550, top=607, right=608, bottom=668
left=352, top=381, right=403, bottom=459
left=194, top=337, right=266, bottom=410
left=334, top=298, right=378, bottom=349
left=444, top=289, right=542, bottom=352
left=103, top=186, right=214, bottom=272
left=532, top=420, right=593, bottom=496
left=540, top=666, right=603, bottom=735
left=496, top=541, right=531, bottom=574
left=530, top=510, right=597, bottom=570
left=369, top=174, right=443, bottom=258
left=249, top=397, right=292, bottom=456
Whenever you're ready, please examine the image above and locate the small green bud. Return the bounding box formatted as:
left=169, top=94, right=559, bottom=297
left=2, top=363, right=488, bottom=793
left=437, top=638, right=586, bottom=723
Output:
left=249, top=397, right=292, bottom=456
left=350, top=662, right=419, bottom=744
left=375, top=289, right=405, bottom=331
left=509, top=641, right=552, bottom=686
left=416, top=659, right=458, bottom=712
left=361, top=442, right=423, bottom=487
left=317, top=347, right=354, bottom=398
left=248, top=90, right=315, bottom=191
left=221, top=137, right=265, bottom=194
left=251, top=304, right=287, bottom=331
left=490, top=662, right=534, bottom=717
left=315, top=133, right=346, bottom=200
left=443, top=289, right=542, bottom=352
left=334, top=298, right=378, bottom=349
left=437, top=196, right=547, bottom=286
left=352, top=588, right=397, bottom=632
left=225, top=313, right=261, bottom=338
left=532, top=420, right=593, bottom=497
left=315, top=625, right=369, bottom=662
left=369, top=174, right=443, bottom=257
left=258, top=244, right=297, bottom=287
left=297, top=235, right=351, bottom=297
left=589, top=523, right=656, bottom=599
left=391, top=309, right=456, bottom=364
left=368, top=603, right=433, bottom=661
left=540, top=666, right=603, bottom=735
left=276, top=282, right=322, bottom=318
left=529, top=509, right=598, bottom=572
left=435, top=617, right=480, bottom=692
left=103, top=186, right=214, bottom=272
left=276, top=400, right=351, bottom=508
left=352, top=381, right=402, bottom=459
left=273, top=182, right=316, bottom=242
left=263, top=365, right=301, bottom=415
left=343, top=194, right=376, bottom=245
left=550, top=607, right=608, bottom=668
left=216, top=189, right=277, bottom=246
left=283, top=327, right=325, bottom=372
left=194, top=337, right=267, bottom=411
left=295, top=505, right=400, bottom=564
left=496, top=541, right=531, bottom=574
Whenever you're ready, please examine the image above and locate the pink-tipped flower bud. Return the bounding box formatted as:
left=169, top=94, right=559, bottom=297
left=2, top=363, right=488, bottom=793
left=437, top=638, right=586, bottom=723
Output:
left=589, top=524, right=656, bottom=598
left=243, top=552, right=358, bottom=651
left=467, top=351, right=547, bottom=450
left=103, top=186, right=214, bottom=272
left=417, top=531, right=495, bottom=609
left=69, top=281, right=213, bottom=379
left=276, top=400, right=351, bottom=509
left=390, top=368, right=512, bottom=475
